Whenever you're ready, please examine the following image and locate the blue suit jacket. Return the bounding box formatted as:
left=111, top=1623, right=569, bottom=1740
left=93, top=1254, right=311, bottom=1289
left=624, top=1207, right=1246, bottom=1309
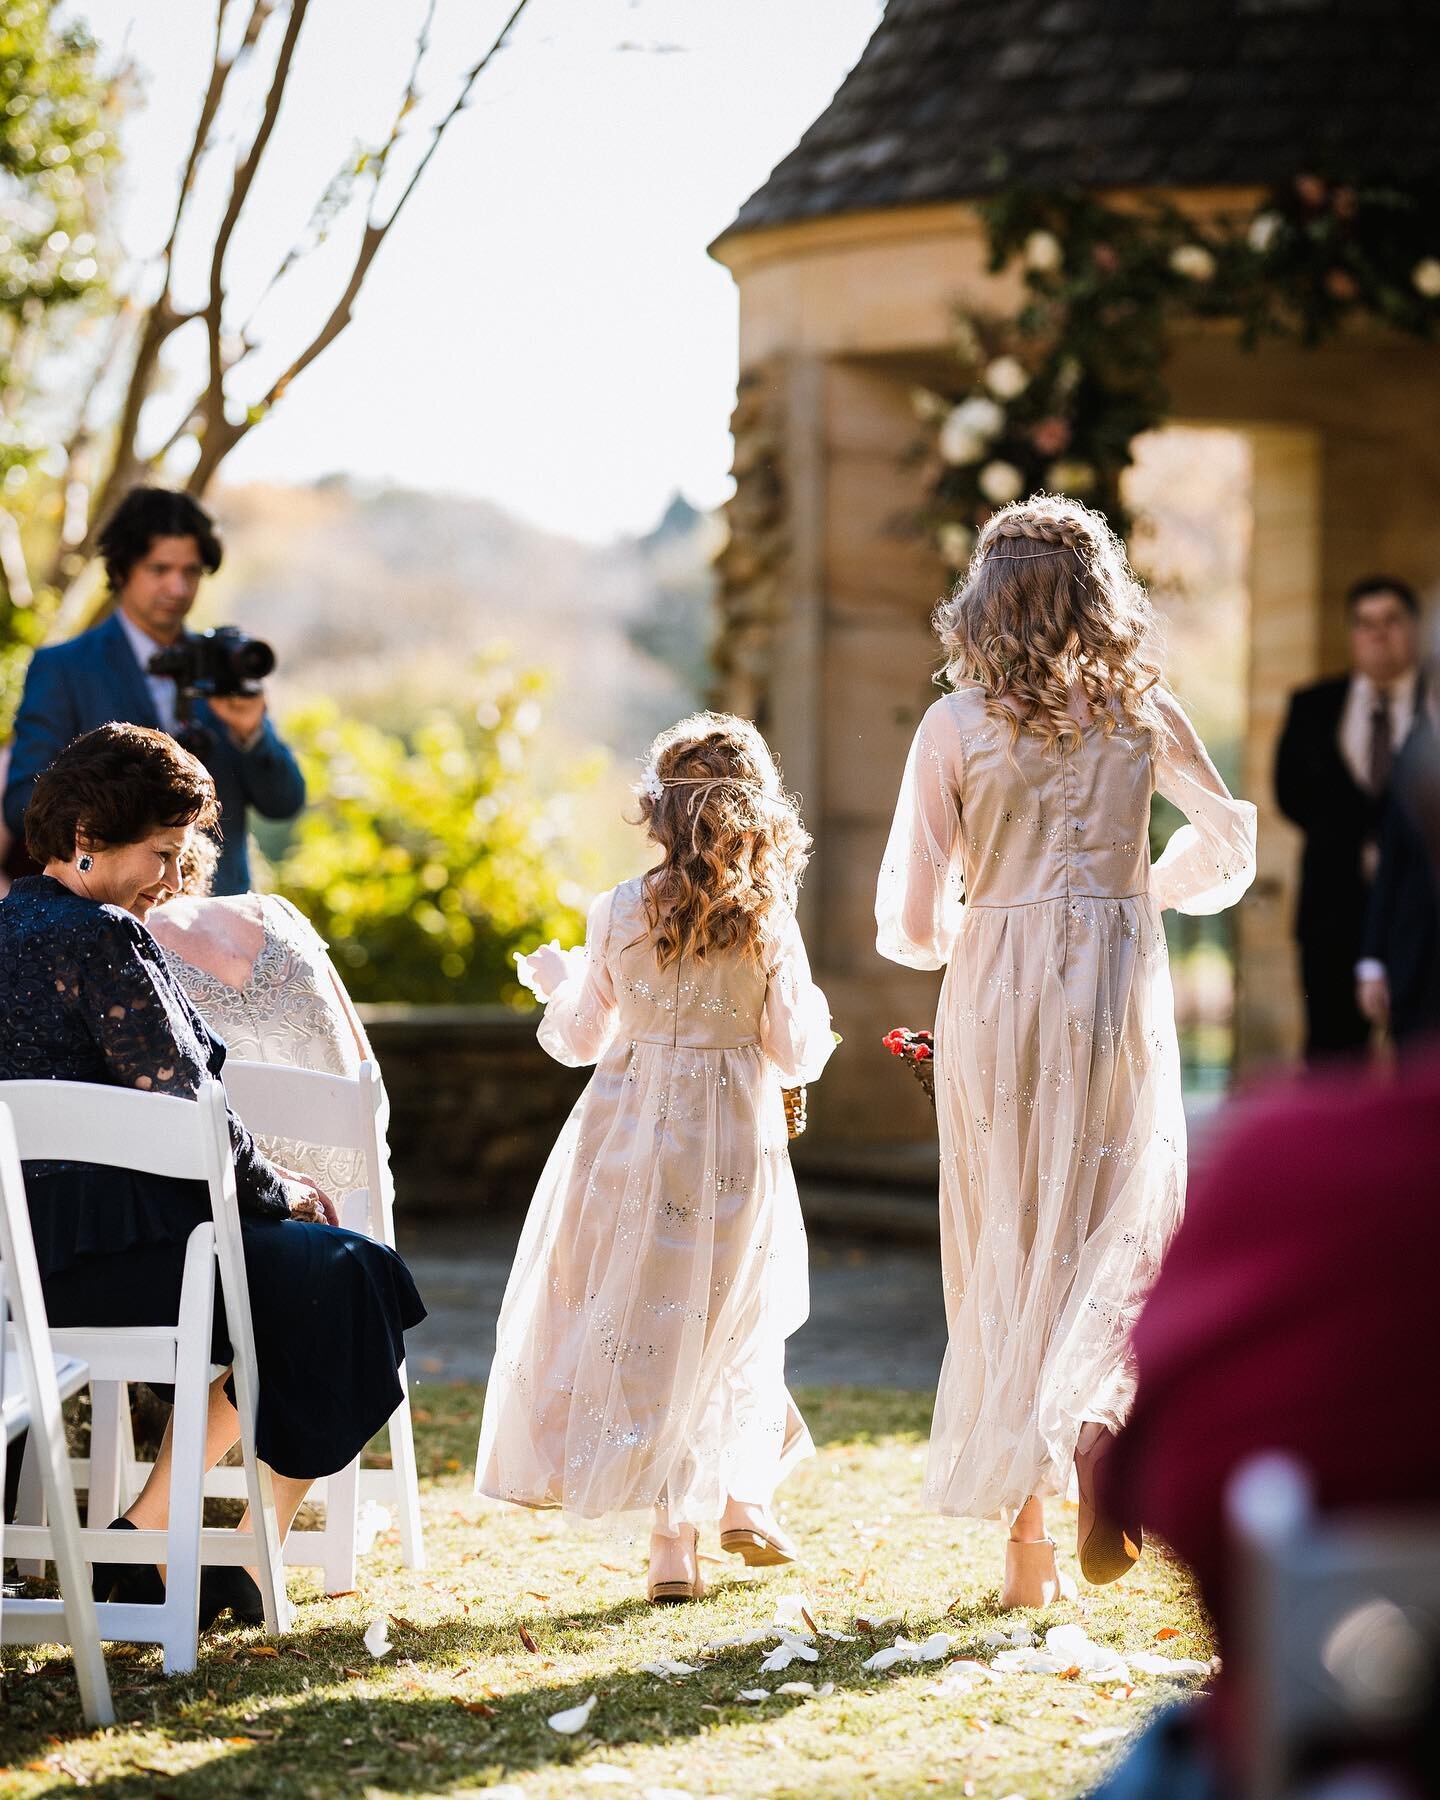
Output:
left=2, top=613, right=305, bottom=894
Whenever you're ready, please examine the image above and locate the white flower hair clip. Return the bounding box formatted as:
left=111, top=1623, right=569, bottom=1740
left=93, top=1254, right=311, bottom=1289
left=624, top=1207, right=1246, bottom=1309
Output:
left=639, top=764, right=665, bottom=801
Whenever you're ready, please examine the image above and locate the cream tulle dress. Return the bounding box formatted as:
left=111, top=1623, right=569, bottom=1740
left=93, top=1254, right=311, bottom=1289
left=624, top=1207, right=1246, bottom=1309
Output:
left=876, top=685, right=1256, bottom=1521
left=475, top=875, right=834, bottom=1527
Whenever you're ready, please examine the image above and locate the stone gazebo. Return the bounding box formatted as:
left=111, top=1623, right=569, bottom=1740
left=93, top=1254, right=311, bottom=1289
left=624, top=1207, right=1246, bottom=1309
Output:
left=708, top=0, right=1440, bottom=1177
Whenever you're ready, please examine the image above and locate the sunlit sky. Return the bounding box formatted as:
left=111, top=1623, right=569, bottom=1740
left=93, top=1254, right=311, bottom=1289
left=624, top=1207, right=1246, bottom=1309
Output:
left=66, top=0, right=882, bottom=542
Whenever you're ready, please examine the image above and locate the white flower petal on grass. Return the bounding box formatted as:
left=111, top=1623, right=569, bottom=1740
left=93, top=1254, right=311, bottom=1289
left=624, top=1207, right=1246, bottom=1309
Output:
left=362, top=1618, right=393, bottom=1659
left=820, top=1628, right=858, bottom=1643
left=759, top=1633, right=818, bottom=1673
left=547, top=1694, right=598, bottom=1734
left=1128, top=1652, right=1213, bottom=1678
left=581, top=1769, right=636, bottom=1787
left=771, top=1595, right=816, bottom=1635
left=704, top=1627, right=771, bottom=1653
left=1079, top=1726, right=1131, bottom=1748
left=775, top=1680, right=835, bottom=1697
left=641, top=1658, right=698, bottom=1678
left=862, top=1634, right=922, bottom=1672
left=855, top=1612, right=902, bottom=1635
left=735, top=1688, right=771, bottom=1703
left=916, top=1632, right=953, bottom=1663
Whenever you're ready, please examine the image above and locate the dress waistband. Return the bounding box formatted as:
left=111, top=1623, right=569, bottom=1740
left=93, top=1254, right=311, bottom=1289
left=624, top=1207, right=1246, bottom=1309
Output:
left=625, top=1035, right=762, bottom=1051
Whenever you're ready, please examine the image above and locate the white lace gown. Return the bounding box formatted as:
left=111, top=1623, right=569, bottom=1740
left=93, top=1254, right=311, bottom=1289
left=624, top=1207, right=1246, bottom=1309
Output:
left=158, top=894, right=377, bottom=1201
left=876, top=685, right=1256, bottom=1521
left=475, top=875, right=834, bottom=1528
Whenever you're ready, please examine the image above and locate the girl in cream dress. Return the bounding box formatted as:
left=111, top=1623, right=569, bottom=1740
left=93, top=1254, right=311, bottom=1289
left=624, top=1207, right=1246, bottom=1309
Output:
left=876, top=496, right=1256, bottom=1608
left=476, top=713, right=834, bottom=1603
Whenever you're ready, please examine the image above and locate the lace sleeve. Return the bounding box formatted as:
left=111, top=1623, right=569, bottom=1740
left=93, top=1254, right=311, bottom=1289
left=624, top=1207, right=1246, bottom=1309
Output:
left=761, top=913, right=835, bottom=1084
left=1150, top=692, right=1258, bottom=915
left=534, top=888, right=620, bottom=1069
left=72, top=914, right=290, bottom=1220
left=875, top=700, right=966, bottom=970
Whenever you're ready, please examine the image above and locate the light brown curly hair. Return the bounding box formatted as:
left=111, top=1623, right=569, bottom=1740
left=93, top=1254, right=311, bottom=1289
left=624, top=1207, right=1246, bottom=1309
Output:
left=634, top=712, right=810, bottom=969
left=934, top=494, right=1168, bottom=751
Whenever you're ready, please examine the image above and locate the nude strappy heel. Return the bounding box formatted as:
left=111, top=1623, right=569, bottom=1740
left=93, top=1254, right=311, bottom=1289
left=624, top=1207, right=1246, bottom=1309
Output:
left=647, top=1524, right=705, bottom=1604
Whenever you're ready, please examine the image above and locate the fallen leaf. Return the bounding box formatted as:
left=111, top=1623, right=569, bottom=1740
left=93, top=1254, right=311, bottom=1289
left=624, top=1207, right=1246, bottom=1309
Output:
left=547, top=1694, right=598, bottom=1734
left=1155, top=1627, right=1180, bottom=1641
left=341, top=1667, right=366, bottom=1679
left=242, top=1645, right=279, bottom=1659
left=450, top=1698, right=496, bottom=1717
left=518, top=1623, right=541, bottom=1653
left=526, top=1592, right=552, bottom=1602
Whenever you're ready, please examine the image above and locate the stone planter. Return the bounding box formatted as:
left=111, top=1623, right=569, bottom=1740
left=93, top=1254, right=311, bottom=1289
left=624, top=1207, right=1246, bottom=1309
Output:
left=358, top=1005, right=586, bottom=1214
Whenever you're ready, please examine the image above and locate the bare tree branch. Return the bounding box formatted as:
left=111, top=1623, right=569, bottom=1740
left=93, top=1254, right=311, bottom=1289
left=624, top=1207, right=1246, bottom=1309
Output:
left=184, top=0, right=534, bottom=492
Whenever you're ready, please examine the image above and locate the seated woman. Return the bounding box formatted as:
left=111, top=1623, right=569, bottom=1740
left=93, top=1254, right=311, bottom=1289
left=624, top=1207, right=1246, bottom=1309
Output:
left=149, top=839, right=380, bottom=1202
left=0, top=722, right=425, bottom=1625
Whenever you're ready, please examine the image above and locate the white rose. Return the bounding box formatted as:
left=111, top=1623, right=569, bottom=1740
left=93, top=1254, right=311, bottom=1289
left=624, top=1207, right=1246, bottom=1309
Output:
left=1023, top=229, right=1063, bottom=273
left=1169, top=243, right=1217, bottom=281
left=939, top=411, right=986, bottom=465
left=1045, top=459, right=1098, bottom=495
left=938, top=523, right=976, bottom=566
left=910, top=386, right=951, bottom=422
left=978, top=460, right=1026, bottom=505
left=953, top=394, right=1006, bottom=438
left=1412, top=258, right=1440, bottom=298
left=1247, top=211, right=1283, bottom=255
left=984, top=355, right=1030, bottom=401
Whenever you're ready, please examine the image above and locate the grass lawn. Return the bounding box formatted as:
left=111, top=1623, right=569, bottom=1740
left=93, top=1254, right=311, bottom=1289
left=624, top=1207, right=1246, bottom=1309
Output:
left=1, top=1386, right=1212, bottom=1798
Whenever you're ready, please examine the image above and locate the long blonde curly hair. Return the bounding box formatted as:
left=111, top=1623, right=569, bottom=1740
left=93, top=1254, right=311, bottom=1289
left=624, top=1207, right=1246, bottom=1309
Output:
left=634, top=711, right=810, bottom=969
left=934, top=494, right=1167, bottom=750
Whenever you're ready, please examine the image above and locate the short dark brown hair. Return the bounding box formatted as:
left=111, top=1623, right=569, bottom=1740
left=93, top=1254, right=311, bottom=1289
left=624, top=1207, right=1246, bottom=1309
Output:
left=1347, top=575, right=1420, bottom=618
left=96, top=486, right=223, bottom=594
left=25, top=723, right=221, bottom=866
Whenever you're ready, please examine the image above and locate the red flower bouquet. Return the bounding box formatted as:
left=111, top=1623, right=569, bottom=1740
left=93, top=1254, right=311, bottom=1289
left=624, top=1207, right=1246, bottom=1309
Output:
left=883, top=1026, right=936, bottom=1106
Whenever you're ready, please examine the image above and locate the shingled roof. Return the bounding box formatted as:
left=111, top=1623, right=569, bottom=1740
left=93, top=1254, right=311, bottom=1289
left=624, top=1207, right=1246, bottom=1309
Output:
left=726, top=0, right=1440, bottom=237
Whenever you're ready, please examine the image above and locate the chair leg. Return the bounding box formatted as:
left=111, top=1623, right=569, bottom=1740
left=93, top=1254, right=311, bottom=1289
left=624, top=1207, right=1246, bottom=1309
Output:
left=388, top=1370, right=427, bottom=1571
left=86, top=1380, right=130, bottom=1527
left=13, top=1428, right=48, bottom=1578
left=320, top=1456, right=360, bottom=1595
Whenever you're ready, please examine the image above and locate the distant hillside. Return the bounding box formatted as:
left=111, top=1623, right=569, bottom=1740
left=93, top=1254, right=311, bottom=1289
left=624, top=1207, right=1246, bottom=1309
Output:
left=199, top=479, right=721, bottom=767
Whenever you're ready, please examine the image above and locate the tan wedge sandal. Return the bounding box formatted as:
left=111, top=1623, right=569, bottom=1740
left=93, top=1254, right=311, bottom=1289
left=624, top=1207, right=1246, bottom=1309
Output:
left=647, top=1525, right=706, bottom=1604
left=1074, top=1423, right=1143, bottom=1586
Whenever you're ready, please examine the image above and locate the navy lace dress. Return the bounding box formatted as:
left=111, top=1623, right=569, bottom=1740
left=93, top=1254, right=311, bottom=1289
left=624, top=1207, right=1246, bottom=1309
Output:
left=0, top=876, right=425, bottom=1478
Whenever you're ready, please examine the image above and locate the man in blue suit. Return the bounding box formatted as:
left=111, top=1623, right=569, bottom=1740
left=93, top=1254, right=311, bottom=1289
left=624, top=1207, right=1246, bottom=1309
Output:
left=2, top=487, right=304, bottom=893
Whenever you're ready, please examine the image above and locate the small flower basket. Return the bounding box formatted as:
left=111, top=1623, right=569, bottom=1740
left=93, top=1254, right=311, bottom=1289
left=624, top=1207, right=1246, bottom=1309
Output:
left=883, top=1026, right=935, bottom=1107
left=782, top=1086, right=807, bottom=1138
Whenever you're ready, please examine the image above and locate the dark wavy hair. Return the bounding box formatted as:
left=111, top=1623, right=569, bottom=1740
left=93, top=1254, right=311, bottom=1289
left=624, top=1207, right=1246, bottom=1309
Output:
left=96, top=486, right=223, bottom=594
left=25, top=722, right=220, bottom=866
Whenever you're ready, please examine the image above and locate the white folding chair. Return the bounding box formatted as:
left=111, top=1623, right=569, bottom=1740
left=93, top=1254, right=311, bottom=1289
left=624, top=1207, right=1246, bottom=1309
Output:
left=83, top=1058, right=425, bottom=1595
left=1228, top=1452, right=1440, bottom=1800
left=0, top=1104, right=114, bottom=1726
left=0, top=1078, right=291, bottom=1674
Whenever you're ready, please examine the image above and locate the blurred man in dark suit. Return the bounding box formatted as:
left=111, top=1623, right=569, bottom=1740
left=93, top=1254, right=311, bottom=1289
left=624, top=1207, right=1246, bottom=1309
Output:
left=1275, top=575, right=1422, bottom=1061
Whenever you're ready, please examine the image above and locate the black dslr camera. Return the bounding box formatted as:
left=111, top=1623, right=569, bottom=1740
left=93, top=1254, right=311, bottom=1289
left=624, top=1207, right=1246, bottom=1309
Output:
left=148, top=627, right=276, bottom=701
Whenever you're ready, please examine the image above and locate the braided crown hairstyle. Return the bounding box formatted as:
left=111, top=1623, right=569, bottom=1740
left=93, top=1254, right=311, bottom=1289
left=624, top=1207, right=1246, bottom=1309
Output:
left=934, top=494, right=1167, bottom=751
left=634, top=711, right=810, bottom=969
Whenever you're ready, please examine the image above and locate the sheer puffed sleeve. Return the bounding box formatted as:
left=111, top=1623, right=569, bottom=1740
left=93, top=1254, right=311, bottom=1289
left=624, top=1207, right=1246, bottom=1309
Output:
left=875, top=698, right=966, bottom=969
left=760, top=912, right=835, bottom=1084
left=74, top=912, right=290, bottom=1220
left=534, top=888, right=620, bottom=1069
left=1149, top=692, right=1258, bottom=915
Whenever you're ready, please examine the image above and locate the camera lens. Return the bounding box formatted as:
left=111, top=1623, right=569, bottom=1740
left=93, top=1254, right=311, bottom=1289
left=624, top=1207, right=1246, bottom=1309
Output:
left=233, top=638, right=276, bottom=680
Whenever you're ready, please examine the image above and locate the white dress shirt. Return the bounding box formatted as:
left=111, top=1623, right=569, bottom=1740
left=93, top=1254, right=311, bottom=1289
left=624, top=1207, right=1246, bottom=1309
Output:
left=116, top=609, right=182, bottom=737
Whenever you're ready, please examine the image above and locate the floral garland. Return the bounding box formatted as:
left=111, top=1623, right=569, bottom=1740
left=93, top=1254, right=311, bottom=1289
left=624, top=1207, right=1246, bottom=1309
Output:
left=917, top=175, right=1440, bottom=564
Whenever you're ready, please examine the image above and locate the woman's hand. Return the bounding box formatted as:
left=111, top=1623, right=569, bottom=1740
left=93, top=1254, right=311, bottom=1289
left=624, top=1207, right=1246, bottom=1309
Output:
left=279, top=1171, right=338, bottom=1226
left=516, top=940, right=570, bottom=1003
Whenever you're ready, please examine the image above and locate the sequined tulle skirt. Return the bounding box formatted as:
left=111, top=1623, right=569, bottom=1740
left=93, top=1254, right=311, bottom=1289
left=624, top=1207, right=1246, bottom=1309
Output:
left=926, top=892, right=1186, bottom=1521
left=475, top=1039, right=814, bottom=1525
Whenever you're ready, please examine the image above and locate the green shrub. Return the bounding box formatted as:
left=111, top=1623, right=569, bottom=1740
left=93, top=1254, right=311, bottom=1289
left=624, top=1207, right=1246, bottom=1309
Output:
left=271, top=664, right=599, bottom=1007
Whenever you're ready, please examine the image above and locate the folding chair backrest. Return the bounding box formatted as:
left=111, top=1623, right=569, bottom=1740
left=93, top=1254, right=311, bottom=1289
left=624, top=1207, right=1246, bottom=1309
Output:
left=223, top=1059, right=395, bottom=1234
left=0, top=1079, right=218, bottom=1180
left=1228, top=1452, right=1440, bottom=1800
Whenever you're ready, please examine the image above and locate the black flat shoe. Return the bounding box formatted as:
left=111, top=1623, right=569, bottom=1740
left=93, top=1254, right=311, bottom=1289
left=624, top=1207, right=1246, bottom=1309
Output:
left=90, top=1518, right=165, bottom=1606
left=199, top=1565, right=265, bottom=1631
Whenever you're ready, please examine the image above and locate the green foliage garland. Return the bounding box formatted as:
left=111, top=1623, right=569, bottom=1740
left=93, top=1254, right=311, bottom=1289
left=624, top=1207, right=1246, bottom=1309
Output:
left=918, top=175, right=1440, bottom=564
